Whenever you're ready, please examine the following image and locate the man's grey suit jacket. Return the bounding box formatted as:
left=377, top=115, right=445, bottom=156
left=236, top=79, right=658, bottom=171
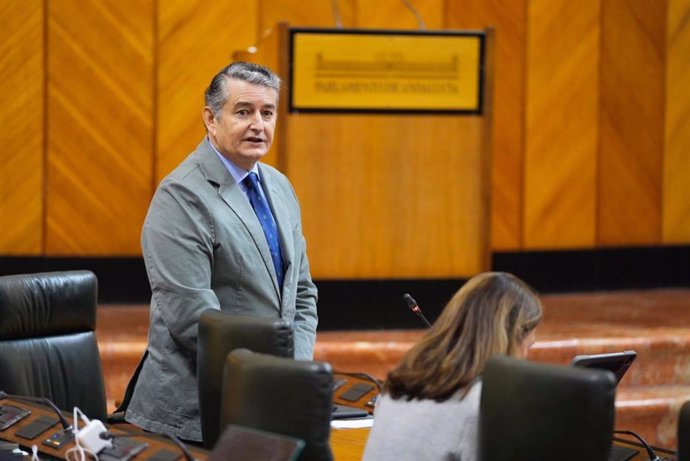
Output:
left=125, top=139, right=318, bottom=441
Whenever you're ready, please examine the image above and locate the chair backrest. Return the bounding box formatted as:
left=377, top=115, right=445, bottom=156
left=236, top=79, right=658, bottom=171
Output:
left=0, top=270, right=107, bottom=420
left=209, top=423, right=305, bottom=461
left=678, top=400, right=690, bottom=461
left=197, top=310, right=294, bottom=448
left=480, top=355, right=617, bottom=461
left=220, top=349, right=334, bottom=461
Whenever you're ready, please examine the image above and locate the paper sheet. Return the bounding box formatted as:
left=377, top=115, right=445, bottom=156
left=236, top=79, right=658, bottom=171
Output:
left=331, top=417, right=374, bottom=429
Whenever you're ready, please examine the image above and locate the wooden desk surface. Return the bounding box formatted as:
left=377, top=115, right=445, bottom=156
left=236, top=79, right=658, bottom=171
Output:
left=329, top=373, right=379, bottom=460
left=331, top=427, right=369, bottom=460
left=0, top=396, right=371, bottom=461
left=2, top=375, right=379, bottom=461
left=7, top=381, right=674, bottom=461
left=330, top=429, right=679, bottom=461
left=0, top=397, right=209, bottom=460
left=327, top=376, right=679, bottom=461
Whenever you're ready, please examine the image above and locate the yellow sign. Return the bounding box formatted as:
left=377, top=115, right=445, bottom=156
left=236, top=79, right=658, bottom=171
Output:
left=289, top=29, right=484, bottom=113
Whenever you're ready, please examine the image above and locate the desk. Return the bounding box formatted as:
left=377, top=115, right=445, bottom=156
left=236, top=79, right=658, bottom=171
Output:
left=332, top=372, right=379, bottom=413
left=330, top=429, right=678, bottom=461
left=331, top=428, right=369, bottom=460
left=1, top=375, right=379, bottom=461
left=6, top=388, right=674, bottom=461
left=328, top=376, right=679, bottom=461
left=330, top=373, right=377, bottom=460
left=0, top=397, right=209, bottom=460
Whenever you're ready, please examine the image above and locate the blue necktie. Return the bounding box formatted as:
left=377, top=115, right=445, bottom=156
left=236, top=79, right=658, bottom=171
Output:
left=244, top=172, right=285, bottom=289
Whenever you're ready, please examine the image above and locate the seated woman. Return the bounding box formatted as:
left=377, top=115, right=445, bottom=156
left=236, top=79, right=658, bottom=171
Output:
left=362, top=271, right=543, bottom=461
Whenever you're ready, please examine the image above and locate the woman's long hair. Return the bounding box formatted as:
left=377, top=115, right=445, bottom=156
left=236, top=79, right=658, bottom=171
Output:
left=385, top=272, right=543, bottom=402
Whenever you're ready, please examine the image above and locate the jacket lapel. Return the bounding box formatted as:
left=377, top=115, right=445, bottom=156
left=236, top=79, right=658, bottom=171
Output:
left=195, top=142, right=281, bottom=299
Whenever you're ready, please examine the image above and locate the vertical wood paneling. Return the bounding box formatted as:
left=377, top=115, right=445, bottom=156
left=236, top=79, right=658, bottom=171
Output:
left=524, top=0, right=600, bottom=249
left=157, top=0, right=258, bottom=182
left=2, top=1, right=690, bottom=262
left=47, top=0, right=153, bottom=255
left=264, top=1, right=490, bottom=278
left=355, top=0, right=443, bottom=29
left=260, top=0, right=355, bottom=31
left=235, top=1, right=334, bottom=172
left=0, top=0, right=44, bottom=254
left=599, top=0, right=666, bottom=245
left=446, top=0, right=527, bottom=250
left=664, top=0, right=690, bottom=243
left=288, top=116, right=489, bottom=278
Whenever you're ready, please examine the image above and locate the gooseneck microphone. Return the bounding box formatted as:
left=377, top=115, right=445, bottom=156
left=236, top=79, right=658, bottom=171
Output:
left=402, top=293, right=432, bottom=328
left=0, top=391, right=72, bottom=430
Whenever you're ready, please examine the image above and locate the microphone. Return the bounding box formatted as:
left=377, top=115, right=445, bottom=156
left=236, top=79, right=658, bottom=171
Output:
left=0, top=391, right=72, bottom=431
left=402, top=293, right=431, bottom=328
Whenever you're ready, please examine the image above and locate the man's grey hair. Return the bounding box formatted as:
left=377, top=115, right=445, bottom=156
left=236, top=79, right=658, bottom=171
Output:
left=204, top=61, right=282, bottom=117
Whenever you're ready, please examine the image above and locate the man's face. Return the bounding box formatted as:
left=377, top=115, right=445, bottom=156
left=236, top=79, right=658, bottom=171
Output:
left=203, top=78, right=277, bottom=170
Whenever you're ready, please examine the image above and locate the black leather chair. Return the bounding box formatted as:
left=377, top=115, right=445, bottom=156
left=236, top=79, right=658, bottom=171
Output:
left=220, top=349, right=334, bottom=461
left=480, top=355, right=617, bottom=461
left=0, top=270, right=107, bottom=420
left=197, top=310, right=294, bottom=449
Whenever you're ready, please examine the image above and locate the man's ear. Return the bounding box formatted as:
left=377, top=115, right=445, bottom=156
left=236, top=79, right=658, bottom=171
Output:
left=202, top=107, right=216, bottom=134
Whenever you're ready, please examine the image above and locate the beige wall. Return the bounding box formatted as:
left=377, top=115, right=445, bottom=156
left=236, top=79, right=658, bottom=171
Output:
left=1, top=0, right=689, bottom=277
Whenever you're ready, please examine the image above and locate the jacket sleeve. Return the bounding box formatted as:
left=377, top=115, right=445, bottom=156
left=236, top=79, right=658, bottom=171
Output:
left=286, top=182, right=318, bottom=360
left=292, top=232, right=318, bottom=360
left=142, top=179, right=220, bottom=356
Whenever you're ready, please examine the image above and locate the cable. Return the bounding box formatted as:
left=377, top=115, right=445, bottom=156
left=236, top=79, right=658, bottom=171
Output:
left=31, top=444, right=40, bottom=461
left=400, top=0, right=426, bottom=30
left=66, top=407, right=99, bottom=461
left=330, top=0, right=343, bottom=28
left=0, top=391, right=71, bottom=430
left=333, top=371, right=383, bottom=392
left=613, top=429, right=660, bottom=461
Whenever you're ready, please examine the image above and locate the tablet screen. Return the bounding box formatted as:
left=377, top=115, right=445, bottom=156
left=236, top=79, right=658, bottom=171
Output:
left=570, top=350, right=637, bottom=384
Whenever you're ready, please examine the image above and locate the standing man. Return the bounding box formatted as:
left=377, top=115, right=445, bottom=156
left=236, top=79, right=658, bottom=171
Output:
left=125, top=62, right=318, bottom=442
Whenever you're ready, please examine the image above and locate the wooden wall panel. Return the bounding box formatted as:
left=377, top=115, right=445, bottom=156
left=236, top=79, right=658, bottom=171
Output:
left=46, top=0, right=153, bottom=255
left=288, top=116, right=489, bottom=278
left=260, top=0, right=355, bottom=30
left=247, top=3, right=488, bottom=278
left=446, top=0, right=527, bottom=250
left=157, top=0, right=258, bottom=182
left=523, top=0, right=600, bottom=249
left=258, top=2, right=490, bottom=278
left=599, top=0, right=665, bottom=245
left=259, top=0, right=441, bottom=32
left=3, top=1, right=690, bottom=262
left=664, top=0, right=690, bottom=243
left=248, top=0, right=348, bottom=171
left=0, top=0, right=44, bottom=255
left=354, top=0, right=443, bottom=29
